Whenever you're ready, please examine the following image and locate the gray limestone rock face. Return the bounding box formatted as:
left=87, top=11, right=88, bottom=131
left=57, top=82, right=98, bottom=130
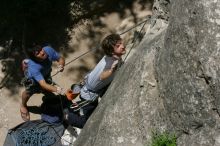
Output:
left=156, top=0, right=220, bottom=145
left=74, top=0, right=220, bottom=146
left=74, top=21, right=170, bottom=146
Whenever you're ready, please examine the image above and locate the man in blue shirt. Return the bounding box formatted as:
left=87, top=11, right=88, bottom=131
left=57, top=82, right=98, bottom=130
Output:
left=20, top=45, right=65, bottom=121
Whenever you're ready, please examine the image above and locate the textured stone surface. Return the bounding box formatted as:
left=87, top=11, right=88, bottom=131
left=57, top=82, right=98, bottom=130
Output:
left=74, top=23, right=170, bottom=146
left=74, top=0, right=220, bottom=146
left=156, top=0, right=220, bottom=145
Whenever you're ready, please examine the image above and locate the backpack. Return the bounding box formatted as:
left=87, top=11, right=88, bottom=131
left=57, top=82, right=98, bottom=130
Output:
left=3, top=120, right=65, bottom=146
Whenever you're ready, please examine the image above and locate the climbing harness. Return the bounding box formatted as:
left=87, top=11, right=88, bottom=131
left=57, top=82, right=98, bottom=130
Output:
left=17, top=16, right=151, bottom=146
left=53, top=17, right=150, bottom=123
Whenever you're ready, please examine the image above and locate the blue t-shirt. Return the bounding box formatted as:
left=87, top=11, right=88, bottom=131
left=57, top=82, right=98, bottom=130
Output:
left=26, top=46, right=60, bottom=83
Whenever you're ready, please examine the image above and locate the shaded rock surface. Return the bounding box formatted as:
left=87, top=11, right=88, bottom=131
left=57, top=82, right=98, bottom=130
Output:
left=158, top=0, right=220, bottom=146
left=74, top=0, right=220, bottom=146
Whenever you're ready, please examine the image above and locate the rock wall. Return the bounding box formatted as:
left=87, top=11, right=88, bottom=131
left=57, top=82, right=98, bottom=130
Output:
left=74, top=0, right=220, bottom=146
left=156, top=0, right=220, bottom=145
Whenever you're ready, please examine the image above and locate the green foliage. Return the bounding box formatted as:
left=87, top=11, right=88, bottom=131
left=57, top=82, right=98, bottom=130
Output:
left=150, top=131, right=177, bottom=146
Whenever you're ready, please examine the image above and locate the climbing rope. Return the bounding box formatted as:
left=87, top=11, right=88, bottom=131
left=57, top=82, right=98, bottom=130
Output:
left=14, top=121, right=57, bottom=146
left=119, top=16, right=150, bottom=35
left=16, top=126, right=56, bottom=145
left=123, top=18, right=148, bottom=62
left=52, top=17, right=150, bottom=77
left=52, top=47, right=97, bottom=77
left=44, top=18, right=149, bottom=144
left=15, top=16, right=151, bottom=146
